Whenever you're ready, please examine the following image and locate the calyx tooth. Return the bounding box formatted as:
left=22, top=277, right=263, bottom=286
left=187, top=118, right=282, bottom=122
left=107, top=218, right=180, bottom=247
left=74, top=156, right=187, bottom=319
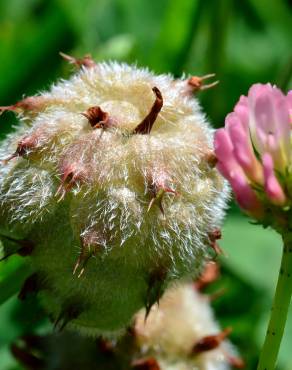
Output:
left=188, top=74, right=219, bottom=92
left=59, top=52, right=96, bottom=68
left=145, top=268, right=167, bottom=320
left=192, top=327, right=232, bottom=354
left=132, top=357, right=161, bottom=370
left=133, top=87, right=163, bottom=135
left=18, top=273, right=42, bottom=301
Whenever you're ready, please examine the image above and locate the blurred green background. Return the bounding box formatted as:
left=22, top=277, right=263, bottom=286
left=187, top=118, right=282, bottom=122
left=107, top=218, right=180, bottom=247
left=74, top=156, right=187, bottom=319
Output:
left=0, top=0, right=291, bottom=369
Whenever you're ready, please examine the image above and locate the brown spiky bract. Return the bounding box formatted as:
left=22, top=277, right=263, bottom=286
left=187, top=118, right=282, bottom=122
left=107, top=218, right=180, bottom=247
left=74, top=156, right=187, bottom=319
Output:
left=0, top=58, right=228, bottom=336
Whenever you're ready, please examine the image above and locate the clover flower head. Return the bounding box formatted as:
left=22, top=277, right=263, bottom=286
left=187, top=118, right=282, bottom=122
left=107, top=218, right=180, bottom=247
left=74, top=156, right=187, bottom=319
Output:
left=215, top=83, right=292, bottom=226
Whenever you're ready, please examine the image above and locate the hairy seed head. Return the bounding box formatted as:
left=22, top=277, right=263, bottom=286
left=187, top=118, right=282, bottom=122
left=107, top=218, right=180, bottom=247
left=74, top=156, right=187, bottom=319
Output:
left=0, top=60, right=228, bottom=335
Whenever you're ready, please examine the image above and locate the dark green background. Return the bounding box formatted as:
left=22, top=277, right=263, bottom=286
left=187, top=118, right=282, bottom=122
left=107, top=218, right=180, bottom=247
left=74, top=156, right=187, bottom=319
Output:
left=0, top=0, right=291, bottom=369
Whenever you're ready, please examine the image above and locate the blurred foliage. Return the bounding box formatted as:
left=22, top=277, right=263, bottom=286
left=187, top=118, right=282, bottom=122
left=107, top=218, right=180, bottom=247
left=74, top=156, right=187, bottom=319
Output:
left=0, top=0, right=291, bottom=369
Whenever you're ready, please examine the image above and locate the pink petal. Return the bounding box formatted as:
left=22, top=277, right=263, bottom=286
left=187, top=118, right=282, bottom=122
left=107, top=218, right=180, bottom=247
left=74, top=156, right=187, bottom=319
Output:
left=234, top=95, right=249, bottom=127
left=214, top=128, right=240, bottom=180
left=273, top=88, right=290, bottom=136
left=214, top=128, right=263, bottom=217
left=287, top=90, right=292, bottom=124
left=262, top=153, right=286, bottom=205
left=288, top=90, right=292, bottom=106
left=248, top=83, right=273, bottom=103
left=230, top=172, right=263, bottom=216
left=249, top=83, right=290, bottom=171
left=226, top=113, right=263, bottom=183
left=214, top=128, right=233, bottom=158
left=246, top=84, right=271, bottom=153
left=254, top=91, right=275, bottom=137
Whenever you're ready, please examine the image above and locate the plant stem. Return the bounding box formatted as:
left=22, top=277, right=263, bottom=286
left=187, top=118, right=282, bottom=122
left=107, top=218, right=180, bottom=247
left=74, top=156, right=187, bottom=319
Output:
left=257, top=235, right=292, bottom=370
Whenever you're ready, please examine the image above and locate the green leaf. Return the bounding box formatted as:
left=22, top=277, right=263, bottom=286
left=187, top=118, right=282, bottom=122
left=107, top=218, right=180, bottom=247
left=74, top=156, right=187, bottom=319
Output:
left=0, top=257, right=32, bottom=306
left=221, top=212, right=281, bottom=292
left=221, top=210, right=292, bottom=369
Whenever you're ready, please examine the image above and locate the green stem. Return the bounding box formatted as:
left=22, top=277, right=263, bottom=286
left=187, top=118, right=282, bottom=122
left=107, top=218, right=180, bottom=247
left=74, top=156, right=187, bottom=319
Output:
left=257, top=235, right=292, bottom=370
